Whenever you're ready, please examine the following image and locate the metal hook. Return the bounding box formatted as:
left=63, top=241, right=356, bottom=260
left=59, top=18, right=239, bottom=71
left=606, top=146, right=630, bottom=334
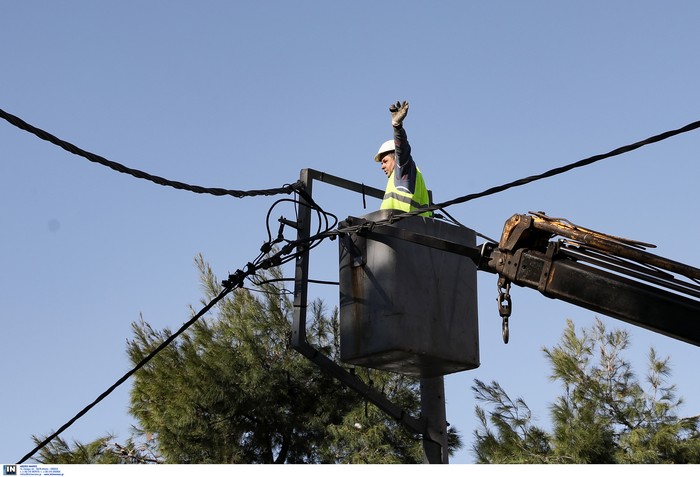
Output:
left=497, top=278, right=512, bottom=344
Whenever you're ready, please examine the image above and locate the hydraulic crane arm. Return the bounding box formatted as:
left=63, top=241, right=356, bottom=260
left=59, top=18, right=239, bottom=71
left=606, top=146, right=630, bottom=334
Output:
left=496, top=212, right=700, bottom=281
left=349, top=211, right=700, bottom=347
left=479, top=212, right=700, bottom=346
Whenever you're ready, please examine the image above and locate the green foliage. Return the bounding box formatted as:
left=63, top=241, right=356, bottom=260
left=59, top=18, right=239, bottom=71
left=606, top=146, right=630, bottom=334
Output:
left=471, top=380, right=552, bottom=463
left=472, top=318, right=700, bottom=464
left=125, top=254, right=433, bottom=463
left=32, top=434, right=162, bottom=464
left=32, top=254, right=464, bottom=463
left=322, top=371, right=423, bottom=464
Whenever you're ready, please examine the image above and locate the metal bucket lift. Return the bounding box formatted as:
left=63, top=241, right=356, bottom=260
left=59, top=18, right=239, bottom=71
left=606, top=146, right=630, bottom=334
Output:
left=338, top=209, right=479, bottom=377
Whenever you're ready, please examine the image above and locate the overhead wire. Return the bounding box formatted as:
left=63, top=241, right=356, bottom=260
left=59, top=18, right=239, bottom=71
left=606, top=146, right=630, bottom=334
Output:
left=0, top=107, right=303, bottom=198
left=437, top=207, right=498, bottom=244
left=6, top=105, right=696, bottom=216
left=17, top=188, right=341, bottom=464
left=9, top=102, right=699, bottom=462
left=429, top=118, right=700, bottom=214
left=18, top=284, right=232, bottom=464
left=339, top=117, right=700, bottom=233
left=268, top=189, right=338, bottom=262
left=245, top=278, right=339, bottom=297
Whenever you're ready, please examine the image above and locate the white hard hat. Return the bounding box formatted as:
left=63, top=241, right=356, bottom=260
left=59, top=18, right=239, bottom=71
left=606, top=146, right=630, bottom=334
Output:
left=374, top=140, right=395, bottom=162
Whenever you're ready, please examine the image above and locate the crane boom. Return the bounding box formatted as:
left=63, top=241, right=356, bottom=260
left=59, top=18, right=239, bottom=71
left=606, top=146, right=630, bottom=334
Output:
left=351, top=211, right=700, bottom=346
left=482, top=212, right=700, bottom=345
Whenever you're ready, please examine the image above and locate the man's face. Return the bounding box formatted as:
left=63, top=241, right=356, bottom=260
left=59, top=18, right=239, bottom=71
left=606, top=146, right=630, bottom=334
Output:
left=380, top=153, right=395, bottom=177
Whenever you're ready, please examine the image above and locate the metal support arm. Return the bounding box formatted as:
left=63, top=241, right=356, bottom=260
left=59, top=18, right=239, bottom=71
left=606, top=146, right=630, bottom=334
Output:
left=480, top=243, right=700, bottom=347
left=360, top=212, right=700, bottom=347
left=290, top=169, right=444, bottom=458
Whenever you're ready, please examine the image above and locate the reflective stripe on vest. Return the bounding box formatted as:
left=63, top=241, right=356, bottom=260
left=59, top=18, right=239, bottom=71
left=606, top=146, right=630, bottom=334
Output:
left=380, top=169, right=431, bottom=216
left=381, top=191, right=426, bottom=211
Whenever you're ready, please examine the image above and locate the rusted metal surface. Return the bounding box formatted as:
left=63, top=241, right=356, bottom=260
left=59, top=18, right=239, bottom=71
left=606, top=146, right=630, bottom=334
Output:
left=484, top=246, right=700, bottom=346
left=499, top=212, right=700, bottom=280
left=483, top=212, right=700, bottom=347
left=338, top=210, right=480, bottom=377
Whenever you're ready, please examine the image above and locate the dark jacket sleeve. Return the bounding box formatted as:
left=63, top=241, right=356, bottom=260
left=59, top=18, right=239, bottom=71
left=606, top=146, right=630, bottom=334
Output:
left=393, top=125, right=412, bottom=168
left=392, top=125, right=418, bottom=194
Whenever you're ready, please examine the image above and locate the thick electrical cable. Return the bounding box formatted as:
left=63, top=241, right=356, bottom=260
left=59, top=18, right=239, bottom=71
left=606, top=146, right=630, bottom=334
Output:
left=429, top=118, right=700, bottom=213
left=349, top=118, right=700, bottom=228
left=18, top=212, right=337, bottom=464
left=437, top=207, right=498, bottom=244
left=0, top=108, right=303, bottom=198
left=15, top=107, right=698, bottom=460
left=17, top=284, right=233, bottom=465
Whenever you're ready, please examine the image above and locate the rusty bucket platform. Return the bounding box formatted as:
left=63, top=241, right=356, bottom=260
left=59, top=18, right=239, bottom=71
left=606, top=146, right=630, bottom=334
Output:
left=338, top=210, right=480, bottom=378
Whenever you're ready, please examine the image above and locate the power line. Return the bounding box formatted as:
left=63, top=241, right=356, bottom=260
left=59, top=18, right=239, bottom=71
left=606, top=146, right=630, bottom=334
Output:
left=18, top=284, right=231, bottom=465
left=434, top=118, right=700, bottom=211
left=386, top=118, right=700, bottom=221
left=6, top=105, right=696, bottom=207
left=0, top=107, right=303, bottom=198
left=18, top=196, right=339, bottom=465
left=10, top=103, right=699, bottom=460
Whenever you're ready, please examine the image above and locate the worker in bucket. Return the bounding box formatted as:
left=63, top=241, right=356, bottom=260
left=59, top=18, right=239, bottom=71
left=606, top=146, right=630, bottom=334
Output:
left=374, top=100, right=431, bottom=216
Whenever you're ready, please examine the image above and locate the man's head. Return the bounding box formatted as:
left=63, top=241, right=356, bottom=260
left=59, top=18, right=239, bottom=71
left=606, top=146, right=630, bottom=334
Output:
left=379, top=152, right=395, bottom=177
left=374, top=139, right=395, bottom=177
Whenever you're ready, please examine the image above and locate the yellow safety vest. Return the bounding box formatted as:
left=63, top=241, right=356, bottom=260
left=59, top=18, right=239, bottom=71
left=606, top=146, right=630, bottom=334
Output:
left=380, top=168, right=431, bottom=216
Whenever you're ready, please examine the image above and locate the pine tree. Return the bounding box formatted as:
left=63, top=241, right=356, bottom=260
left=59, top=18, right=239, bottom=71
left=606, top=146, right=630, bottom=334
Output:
left=33, top=254, right=463, bottom=464
left=125, top=254, right=433, bottom=463
left=472, top=318, right=700, bottom=463
left=33, top=434, right=162, bottom=464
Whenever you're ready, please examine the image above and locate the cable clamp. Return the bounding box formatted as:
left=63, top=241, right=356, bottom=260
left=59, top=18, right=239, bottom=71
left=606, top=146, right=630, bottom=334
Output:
left=356, top=220, right=376, bottom=235
left=280, top=242, right=296, bottom=256
left=222, top=269, right=246, bottom=289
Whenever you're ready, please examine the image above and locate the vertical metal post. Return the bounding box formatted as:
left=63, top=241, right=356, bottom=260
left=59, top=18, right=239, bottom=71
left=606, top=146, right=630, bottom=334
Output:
left=289, top=169, right=443, bottom=463
left=421, top=376, right=449, bottom=464
left=291, top=169, right=313, bottom=348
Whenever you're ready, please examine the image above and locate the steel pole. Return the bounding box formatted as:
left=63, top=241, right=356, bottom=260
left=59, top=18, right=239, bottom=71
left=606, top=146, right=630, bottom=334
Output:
left=420, top=376, right=448, bottom=464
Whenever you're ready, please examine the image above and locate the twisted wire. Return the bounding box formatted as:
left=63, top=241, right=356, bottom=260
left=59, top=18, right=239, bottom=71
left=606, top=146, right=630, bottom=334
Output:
left=0, top=108, right=303, bottom=198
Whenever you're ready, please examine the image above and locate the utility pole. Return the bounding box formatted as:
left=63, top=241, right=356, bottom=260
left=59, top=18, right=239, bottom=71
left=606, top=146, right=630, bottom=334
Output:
left=290, top=169, right=477, bottom=464
left=421, top=377, right=449, bottom=464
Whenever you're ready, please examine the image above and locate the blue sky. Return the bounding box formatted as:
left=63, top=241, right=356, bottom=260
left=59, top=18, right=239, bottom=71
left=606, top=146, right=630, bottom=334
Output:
left=1, top=1, right=699, bottom=465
